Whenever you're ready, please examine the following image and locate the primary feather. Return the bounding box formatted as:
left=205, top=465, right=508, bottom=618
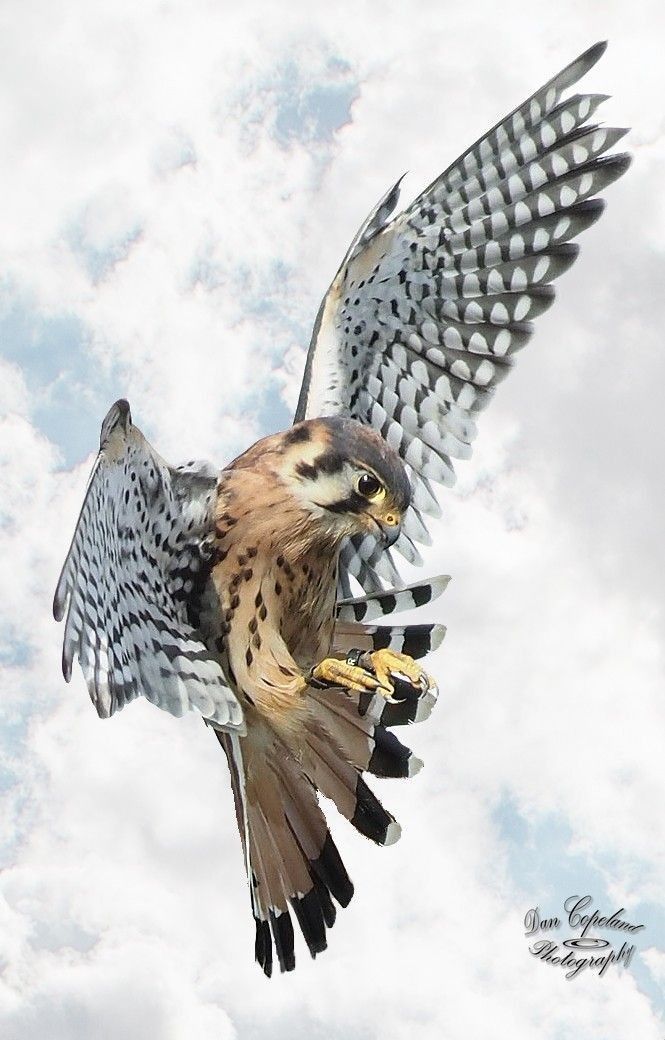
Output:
left=296, top=40, right=630, bottom=594
left=53, top=399, right=244, bottom=729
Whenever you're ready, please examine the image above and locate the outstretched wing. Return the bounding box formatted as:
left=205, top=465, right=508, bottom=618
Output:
left=53, top=399, right=244, bottom=730
left=295, top=41, right=630, bottom=594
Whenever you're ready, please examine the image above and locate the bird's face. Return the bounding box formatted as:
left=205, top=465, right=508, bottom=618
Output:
left=276, top=417, right=411, bottom=547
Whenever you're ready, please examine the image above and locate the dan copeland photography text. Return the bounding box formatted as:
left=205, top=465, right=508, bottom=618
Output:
left=524, top=895, right=645, bottom=980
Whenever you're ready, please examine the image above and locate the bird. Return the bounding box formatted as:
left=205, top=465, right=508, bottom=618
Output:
left=53, top=41, right=629, bottom=976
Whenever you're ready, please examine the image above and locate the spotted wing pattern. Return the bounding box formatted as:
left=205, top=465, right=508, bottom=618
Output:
left=53, top=400, right=244, bottom=730
left=295, top=41, right=630, bottom=593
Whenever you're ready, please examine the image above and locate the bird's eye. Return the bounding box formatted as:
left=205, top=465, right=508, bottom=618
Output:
left=356, top=472, right=383, bottom=499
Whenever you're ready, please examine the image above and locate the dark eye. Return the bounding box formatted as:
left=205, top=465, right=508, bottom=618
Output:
left=357, top=472, right=382, bottom=498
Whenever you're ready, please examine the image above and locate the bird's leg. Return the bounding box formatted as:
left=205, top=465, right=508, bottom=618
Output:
left=309, top=648, right=435, bottom=700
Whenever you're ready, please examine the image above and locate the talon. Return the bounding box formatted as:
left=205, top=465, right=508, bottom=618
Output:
left=367, top=649, right=435, bottom=695
left=309, top=650, right=435, bottom=703
left=310, top=657, right=393, bottom=697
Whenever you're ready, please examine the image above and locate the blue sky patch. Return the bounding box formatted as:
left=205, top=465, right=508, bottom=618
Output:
left=0, top=288, right=122, bottom=467
left=494, top=792, right=663, bottom=1005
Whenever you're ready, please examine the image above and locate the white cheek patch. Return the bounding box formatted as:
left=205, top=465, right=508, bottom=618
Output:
left=282, top=459, right=355, bottom=513
left=311, top=471, right=353, bottom=506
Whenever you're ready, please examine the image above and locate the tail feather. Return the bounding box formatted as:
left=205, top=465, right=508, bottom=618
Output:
left=277, top=754, right=353, bottom=906
left=306, top=831, right=353, bottom=908
left=359, top=674, right=439, bottom=727
left=370, top=726, right=422, bottom=778
left=269, top=910, right=295, bottom=975
left=301, top=719, right=388, bottom=838
left=254, top=918, right=272, bottom=976
left=308, top=685, right=423, bottom=778
left=214, top=639, right=438, bottom=974
left=216, top=722, right=354, bottom=977
left=290, top=883, right=327, bottom=957
left=248, top=805, right=295, bottom=972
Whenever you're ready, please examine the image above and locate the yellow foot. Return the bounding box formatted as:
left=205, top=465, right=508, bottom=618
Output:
left=310, top=658, right=394, bottom=698
left=364, top=648, right=435, bottom=698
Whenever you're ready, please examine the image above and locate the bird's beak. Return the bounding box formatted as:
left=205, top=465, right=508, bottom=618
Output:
left=376, top=516, right=401, bottom=548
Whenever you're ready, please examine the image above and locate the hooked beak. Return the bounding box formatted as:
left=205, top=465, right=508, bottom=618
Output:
left=375, top=516, right=402, bottom=548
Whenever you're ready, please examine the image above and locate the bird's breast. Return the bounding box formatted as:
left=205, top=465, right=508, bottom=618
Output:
left=275, top=551, right=338, bottom=672
left=209, top=537, right=338, bottom=680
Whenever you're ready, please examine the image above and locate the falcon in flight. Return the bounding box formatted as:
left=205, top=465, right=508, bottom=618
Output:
left=54, top=43, right=629, bottom=975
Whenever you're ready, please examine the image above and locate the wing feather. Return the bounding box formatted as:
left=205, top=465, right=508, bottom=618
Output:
left=295, top=42, right=630, bottom=592
left=54, top=399, right=244, bottom=730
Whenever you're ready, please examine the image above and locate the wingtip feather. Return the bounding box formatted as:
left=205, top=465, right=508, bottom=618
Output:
left=562, top=40, right=609, bottom=85
left=53, top=591, right=65, bottom=622
left=384, top=820, right=402, bottom=845
left=430, top=624, right=447, bottom=652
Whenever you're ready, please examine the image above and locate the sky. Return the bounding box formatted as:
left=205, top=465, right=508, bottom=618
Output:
left=0, top=1, right=664, bottom=1037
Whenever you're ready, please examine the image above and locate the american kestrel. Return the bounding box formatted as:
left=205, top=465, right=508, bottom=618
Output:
left=54, top=42, right=629, bottom=975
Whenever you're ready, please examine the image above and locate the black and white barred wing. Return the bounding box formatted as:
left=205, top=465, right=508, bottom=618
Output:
left=53, top=399, right=244, bottom=730
left=295, top=41, right=629, bottom=593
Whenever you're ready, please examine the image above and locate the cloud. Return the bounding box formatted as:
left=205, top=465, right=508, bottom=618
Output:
left=0, top=1, right=663, bottom=1037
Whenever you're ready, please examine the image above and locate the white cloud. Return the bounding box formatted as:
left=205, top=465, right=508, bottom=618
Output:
left=0, top=1, right=664, bottom=1037
left=643, top=946, right=665, bottom=990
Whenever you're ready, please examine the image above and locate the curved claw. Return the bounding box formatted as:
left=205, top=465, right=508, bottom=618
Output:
left=362, top=648, right=436, bottom=697
left=310, top=657, right=395, bottom=699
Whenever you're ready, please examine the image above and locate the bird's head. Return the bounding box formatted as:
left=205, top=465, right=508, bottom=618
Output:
left=273, top=416, right=411, bottom=548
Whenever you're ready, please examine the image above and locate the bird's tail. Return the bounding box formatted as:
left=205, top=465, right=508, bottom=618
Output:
left=214, top=670, right=437, bottom=975
left=216, top=724, right=353, bottom=976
